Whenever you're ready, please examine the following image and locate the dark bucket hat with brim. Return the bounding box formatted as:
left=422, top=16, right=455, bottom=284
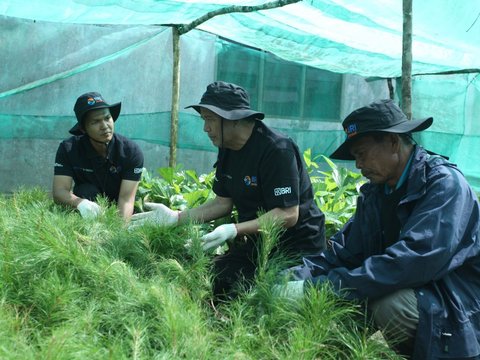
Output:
left=69, top=92, right=121, bottom=135
left=185, top=81, right=264, bottom=120
left=330, top=99, right=433, bottom=160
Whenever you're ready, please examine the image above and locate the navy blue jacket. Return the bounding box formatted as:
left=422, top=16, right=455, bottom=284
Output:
left=300, top=147, right=480, bottom=359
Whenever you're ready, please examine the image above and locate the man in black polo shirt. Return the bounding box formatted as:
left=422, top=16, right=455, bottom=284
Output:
left=131, top=81, right=326, bottom=299
left=53, top=92, right=144, bottom=220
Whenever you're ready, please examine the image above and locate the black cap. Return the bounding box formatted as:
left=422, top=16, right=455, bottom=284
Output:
left=69, top=92, right=121, bottom=135
left=330, top=99, right=433, bottom=160
left=185, top=81, right=264, bottom=120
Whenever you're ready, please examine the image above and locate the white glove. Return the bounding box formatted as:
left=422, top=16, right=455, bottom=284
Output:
left=201, top=223, right=237, bottom=251
left=130, top=202, right=179, bottom=227
left=272, top=280, right=305, bottom=300
left=77, top=199, right=101, bottom=219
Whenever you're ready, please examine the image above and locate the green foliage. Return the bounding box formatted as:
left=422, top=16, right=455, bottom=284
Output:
left=136, top=165, right=236, bottom=228
left=0, top=188, right=400, bottom=359
left=137, top=150, right=364, bottom=240
left=304, top=149, right=364, bottom=238
left=135, top=166, right=215, bottom=212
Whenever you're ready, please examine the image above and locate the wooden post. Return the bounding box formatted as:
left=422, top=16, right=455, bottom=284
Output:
left=401, top=0, right=412, bottom=119
left=168, top=0, right=300, bottom=167
left=170, top=26, right=180, bottom=167
left=387, top=78, right=394, bottom=100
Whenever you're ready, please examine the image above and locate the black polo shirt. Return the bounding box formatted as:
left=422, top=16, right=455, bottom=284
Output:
left=213, top=121, right=326, bottom=254
left=54, top=133, right=144, bottom=202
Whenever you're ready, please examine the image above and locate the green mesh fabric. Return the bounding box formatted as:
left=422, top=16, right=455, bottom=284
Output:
left=0, top=1, right=479, bottom=191
left=1, top=0, right=478, bottom=77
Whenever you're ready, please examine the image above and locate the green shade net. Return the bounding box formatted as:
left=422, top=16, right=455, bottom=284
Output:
left=0, top=1, right=479, bottom=191
left=412, top=73, right=480, bottom=189
left=1, top=0, right=479, bottom=77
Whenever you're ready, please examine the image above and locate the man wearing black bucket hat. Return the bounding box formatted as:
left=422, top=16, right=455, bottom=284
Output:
left=275, top=99, right=480, bottom=359
left=131, top=81, right=326, bottom=299
left=53, top=92, right=144, bottom=220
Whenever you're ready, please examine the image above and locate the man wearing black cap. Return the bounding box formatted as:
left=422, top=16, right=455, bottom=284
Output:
left=131, top=81, right=326, bottom=299
left=53, top=92, right=144, bottom=220
left=275, top=99, right=480, bottom=359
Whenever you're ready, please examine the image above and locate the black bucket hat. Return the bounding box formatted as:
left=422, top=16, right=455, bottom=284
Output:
left=69, top=92, right=121, bottom=135
left=185, top=81, right=264, bottom=120
left=330, top=99, right=433, bottom=160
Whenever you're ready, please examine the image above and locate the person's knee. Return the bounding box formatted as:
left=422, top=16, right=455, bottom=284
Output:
left=368, top=289, right=419, bottom=357
left=212, top=252, right=256, bottom=300
left=369, top=288, right=419, bottom=340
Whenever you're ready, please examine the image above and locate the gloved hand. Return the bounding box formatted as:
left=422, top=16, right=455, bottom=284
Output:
left=77, top=199, right=101, bottom=219
left=272, top=280, right=305, bottom=300
left=201, top=223, right=237, bottom=251
left=129, top=202, right=179, bottom=227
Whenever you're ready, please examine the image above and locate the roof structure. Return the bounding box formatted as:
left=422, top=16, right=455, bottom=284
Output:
left=1, top=0, right=479, bottom=191
left=1, top=0, right=479, bottom=77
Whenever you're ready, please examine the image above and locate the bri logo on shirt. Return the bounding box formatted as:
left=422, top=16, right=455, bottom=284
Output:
left=244, top=175, right=258, bottom=187
left=274, top=187, right=291, bottom=196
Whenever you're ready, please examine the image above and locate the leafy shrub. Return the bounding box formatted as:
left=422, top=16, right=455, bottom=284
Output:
left=135, top=166, right=215, bottom=212
left=137, top=149, right=365, bottom=239
left=303, top=149, right=364, bottom=238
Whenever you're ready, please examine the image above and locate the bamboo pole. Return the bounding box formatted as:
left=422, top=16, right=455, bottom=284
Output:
left=414, top=68, right=480, bottom=76
left=401, top=0, right=412, bottom=119
left=178, top=0, right=300, bottom=35
left=387, top=78, right=394, bottom=100
left=167, top=0, right=300, bottom=167
left=170, top=27, right=180, bottom=167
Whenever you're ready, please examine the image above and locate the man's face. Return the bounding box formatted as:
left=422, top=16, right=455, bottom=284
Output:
left=83, top=108, right=114, bottom=143
left=200, top=108, right=230, bottom=147
left=349, top=134, right=401, bottom=187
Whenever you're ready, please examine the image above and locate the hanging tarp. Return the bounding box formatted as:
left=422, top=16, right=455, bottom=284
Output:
left=0, top=1, right=479, bottom=192
left=0, top=0, right=479, bottom=77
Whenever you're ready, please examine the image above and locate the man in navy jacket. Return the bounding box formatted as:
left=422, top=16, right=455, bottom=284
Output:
left=278, top=100, right=480, bottom=359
